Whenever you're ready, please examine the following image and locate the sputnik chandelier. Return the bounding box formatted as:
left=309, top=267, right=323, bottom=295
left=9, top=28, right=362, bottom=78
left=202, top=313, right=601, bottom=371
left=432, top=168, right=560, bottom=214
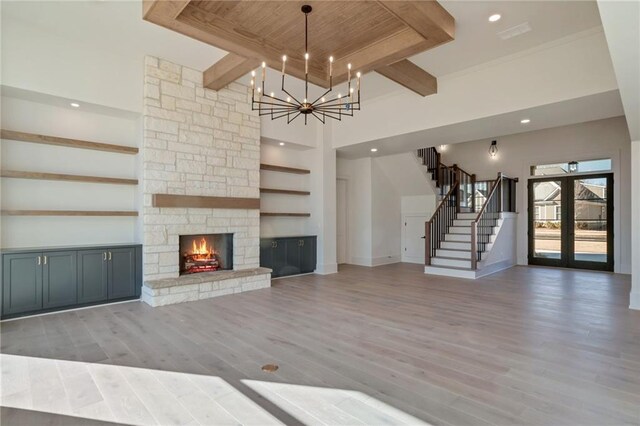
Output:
left=250, top=5, right=361, bottom=125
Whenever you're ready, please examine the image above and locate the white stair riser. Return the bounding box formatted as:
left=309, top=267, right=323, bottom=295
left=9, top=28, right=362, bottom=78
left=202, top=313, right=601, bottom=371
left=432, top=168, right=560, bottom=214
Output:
left=449, top=226, right=471, bottom=234
left=457, top=213, right=477, bottom=220
left=453, top=219, right=474, bottom=226
left=424, top=266, right=477, bottom=279
left=432, top=257, right=472, bottom=268
left=445, top=234, right=471, bottom=242
left=441, top=241, right=471, bottom=250
left=436, top=249, right=471, bottom=259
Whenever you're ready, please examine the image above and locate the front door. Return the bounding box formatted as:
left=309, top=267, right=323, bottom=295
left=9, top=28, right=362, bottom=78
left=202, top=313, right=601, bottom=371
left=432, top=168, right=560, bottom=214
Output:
left=528, top=173, right=613, bottom=271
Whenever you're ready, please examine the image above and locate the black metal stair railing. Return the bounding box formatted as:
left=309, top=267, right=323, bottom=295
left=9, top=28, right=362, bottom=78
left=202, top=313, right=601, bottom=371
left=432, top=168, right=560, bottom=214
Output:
left=470, top=173, right=519, bottom=269
left=425, top=182, right=458, bottom=266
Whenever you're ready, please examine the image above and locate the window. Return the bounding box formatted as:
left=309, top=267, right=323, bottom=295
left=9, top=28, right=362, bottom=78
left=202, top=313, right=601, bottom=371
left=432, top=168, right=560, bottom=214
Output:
left=531, top=159, right=611, bottom=176
left=535, top=206, right=540, bottom=220
left=555, top=205, right=561, bottom=220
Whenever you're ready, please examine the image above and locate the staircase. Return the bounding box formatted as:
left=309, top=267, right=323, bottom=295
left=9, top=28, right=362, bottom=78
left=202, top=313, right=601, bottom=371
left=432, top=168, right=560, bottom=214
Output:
left=417, top=147, right=518, bottom=279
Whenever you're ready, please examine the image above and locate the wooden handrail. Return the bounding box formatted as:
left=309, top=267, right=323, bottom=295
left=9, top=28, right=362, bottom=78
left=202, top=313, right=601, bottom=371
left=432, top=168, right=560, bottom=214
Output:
left=427, top=183, right=457, bottom=224
left=472, top=173, right=503, bottom=224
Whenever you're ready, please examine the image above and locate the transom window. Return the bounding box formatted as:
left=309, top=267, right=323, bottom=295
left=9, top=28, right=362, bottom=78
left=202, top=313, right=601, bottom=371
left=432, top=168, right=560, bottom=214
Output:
left=530, top=159, right=612, bottom=176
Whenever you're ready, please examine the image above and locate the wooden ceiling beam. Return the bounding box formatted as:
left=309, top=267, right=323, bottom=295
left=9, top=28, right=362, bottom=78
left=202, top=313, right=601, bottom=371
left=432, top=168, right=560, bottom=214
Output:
left=376, top=60, right=437, bottom=97
left=377, top=1, right=455, bottom=44
left=204, top=54, right=260, bottom=91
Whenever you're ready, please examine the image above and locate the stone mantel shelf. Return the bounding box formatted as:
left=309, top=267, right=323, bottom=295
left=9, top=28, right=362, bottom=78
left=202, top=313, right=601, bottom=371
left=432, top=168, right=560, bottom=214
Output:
left=152, top=194, right=260, bottom=209
left=145, top=267, right=272, bottom=289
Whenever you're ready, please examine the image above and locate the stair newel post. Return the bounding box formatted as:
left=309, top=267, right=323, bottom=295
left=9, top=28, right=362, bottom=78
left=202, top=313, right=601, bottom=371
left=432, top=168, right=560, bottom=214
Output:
left=453, top=164, right=461, bottom=213
left=498, top=172, right=504, bottom=213
left=471, top=221, right=478, bottom=270
left=425, top=220, right=431, bottom=266
left=471, top=173, right=476, bottom=212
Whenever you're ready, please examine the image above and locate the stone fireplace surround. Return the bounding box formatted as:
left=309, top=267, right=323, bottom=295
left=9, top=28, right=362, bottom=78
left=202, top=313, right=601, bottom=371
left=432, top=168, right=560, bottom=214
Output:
left=141, top=56, right=271, bottom=307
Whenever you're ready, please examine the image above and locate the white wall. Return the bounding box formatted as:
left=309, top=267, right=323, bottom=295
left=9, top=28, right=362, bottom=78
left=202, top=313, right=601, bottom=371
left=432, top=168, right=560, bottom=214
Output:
left=440, top=116, right=632, bottom=274
left=1, top=94, right=140, bottom=248
left=631, top=141, right=640, bottom=309
left=1, top=13, right=141, bottom=113
left=371, top=159, right=402, bottom=266
left=332, top=28, right=618, bottom=149
left=336, top=153, right=436, bottom=266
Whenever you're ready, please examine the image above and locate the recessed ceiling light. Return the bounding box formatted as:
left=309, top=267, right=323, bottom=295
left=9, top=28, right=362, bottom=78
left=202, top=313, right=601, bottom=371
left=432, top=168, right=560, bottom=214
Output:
left=70, top=102, right=80, bottom=108
left=371, top=148, right=378, bottom=152
left=520, top=119, right=531, bottom=124
left=279, top=142, right=285, bottom=146
left=489, top=14, right=501, bottom=22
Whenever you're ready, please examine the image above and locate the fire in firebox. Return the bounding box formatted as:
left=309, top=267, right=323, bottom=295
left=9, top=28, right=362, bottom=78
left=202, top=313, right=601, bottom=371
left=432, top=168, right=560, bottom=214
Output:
left=182, top=237, right=221, bottom=274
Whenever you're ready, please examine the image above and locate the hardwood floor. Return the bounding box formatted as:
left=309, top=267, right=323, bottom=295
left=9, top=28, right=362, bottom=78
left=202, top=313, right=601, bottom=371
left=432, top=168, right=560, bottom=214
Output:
left=1, top=264, right=639, bottom=425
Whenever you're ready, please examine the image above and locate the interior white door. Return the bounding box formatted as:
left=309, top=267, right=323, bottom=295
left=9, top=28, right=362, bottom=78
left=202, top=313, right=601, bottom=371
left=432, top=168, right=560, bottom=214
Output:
left=336, top=179, right=348, bottom=264
left=403, top=215, right=428, bottom=264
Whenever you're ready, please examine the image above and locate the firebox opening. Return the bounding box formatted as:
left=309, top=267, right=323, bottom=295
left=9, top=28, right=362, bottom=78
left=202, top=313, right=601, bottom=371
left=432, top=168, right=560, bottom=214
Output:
left=179, top=233, right=233, bottom=275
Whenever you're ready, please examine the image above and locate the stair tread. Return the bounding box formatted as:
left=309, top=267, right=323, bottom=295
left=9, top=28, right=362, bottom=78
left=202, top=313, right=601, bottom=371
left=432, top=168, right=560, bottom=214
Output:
left=437, top=248, right=471, bottom=252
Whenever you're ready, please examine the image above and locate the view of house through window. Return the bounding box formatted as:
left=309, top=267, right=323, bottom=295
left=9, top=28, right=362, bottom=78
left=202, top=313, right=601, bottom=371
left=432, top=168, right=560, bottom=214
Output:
left=531, top=158, right=612, bottom=176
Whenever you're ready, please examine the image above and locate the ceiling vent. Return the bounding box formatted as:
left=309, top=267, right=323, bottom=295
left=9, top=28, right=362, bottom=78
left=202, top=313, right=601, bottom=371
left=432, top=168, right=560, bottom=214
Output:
left=497, top=22, right=532, bottom=40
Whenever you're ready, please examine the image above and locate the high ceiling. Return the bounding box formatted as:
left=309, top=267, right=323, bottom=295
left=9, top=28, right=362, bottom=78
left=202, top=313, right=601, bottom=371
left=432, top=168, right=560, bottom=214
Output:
left=2, top=0, right=603, bottom=100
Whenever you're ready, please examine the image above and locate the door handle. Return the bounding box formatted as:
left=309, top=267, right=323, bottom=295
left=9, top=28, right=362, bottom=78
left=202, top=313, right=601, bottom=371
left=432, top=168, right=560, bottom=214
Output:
left=43, top=256, right=47, bottom=265
left=421, top=236, right=426, bottom=239
left=37, top=256, right=41, bottom=265
left=108, top=252, right=112, bottom=261
left=103, top=252, right=107, bottom=261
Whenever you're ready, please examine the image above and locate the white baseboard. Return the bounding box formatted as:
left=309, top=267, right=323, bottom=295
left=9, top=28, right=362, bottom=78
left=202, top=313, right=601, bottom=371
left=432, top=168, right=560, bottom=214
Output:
left=401, top=255, right=424, bottom=264
left=371, top=256, right=401, bottom=266
left=476, top=259, right=516, bottom=278
left=315, top=263, right=338, bottom=275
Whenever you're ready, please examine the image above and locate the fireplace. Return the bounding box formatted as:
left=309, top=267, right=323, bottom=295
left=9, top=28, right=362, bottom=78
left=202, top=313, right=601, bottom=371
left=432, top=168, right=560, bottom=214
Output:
left=179, top=233, right=233, bottom=275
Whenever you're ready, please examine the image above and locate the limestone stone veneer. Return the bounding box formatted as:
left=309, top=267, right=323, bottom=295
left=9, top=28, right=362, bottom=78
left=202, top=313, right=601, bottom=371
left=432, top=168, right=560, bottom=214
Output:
left=142, top=267, right=271, bottom=307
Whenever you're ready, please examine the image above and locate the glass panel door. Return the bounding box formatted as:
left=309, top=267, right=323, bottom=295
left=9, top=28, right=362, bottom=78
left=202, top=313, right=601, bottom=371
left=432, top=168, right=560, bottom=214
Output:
left=530, top=179, right=563, bottom=264
left=571, top=174, right=613, bottom=270
left=528, top=174, right=613, bottom=271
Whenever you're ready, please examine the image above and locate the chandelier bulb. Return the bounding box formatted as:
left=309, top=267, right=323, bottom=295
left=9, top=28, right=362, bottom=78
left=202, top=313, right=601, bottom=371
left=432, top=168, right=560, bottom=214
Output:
left=356, top=72, right=361, bottom=78
left=321, top=97, right=325, bottom=103
left=282, top=55, right=287, bottom=62
left=251, top=70, right=256, bottom=77
left=286, top=97, right=291, bottom=102
left=270, top=92, right=274, bottom=97
left=304, top=98, right=308, bottom=103
left=257, top=87, right=261, bottom=93
left=329, top=56, right=334, bottom=63
left=304, top=53, right=309, bottom=60
left=347, top=63, right=352, bottom=70
left=262, top=62, right=266, bottom=68
left=350, top=88, right=354, bottom=93
left=338, top=93, right=342, bottom=98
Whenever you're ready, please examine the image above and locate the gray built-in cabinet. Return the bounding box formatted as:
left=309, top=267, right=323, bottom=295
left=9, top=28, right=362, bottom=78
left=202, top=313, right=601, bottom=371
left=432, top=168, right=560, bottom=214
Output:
left=2, top=244, right=141, bottom=319
left=260, top=236, right=317, bottom=278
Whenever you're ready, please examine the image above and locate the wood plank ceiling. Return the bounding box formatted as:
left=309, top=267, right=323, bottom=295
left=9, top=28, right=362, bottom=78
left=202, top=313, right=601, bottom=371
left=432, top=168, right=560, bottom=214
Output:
left=143, top=1, right=455, bottom=97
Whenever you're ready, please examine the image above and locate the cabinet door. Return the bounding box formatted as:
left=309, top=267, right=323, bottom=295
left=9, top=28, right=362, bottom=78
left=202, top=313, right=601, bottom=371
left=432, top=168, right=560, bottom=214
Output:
left=43, top=251, right=77, bottom=309
left=260, top=239, right=274, bottom=270
left=2, top=253, right=43, bottom=315
left=108, top=247, right=136, bottom=299
left=77, top=250, right=108, bottom=304
left=284, top=239, right=303, bottom=276
left=300, top=237, right=317, bottom=273
left=271, top=239, right=287, bottom=278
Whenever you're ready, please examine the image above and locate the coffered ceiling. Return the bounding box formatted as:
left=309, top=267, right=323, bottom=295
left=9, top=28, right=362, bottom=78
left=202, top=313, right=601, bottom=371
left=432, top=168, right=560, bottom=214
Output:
left=143, top=0, right=455, bottom=95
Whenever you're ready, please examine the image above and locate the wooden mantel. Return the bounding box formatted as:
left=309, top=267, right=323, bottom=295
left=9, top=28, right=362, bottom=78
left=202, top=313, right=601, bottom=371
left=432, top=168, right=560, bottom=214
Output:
left=152, top=194, right=260, bottom=209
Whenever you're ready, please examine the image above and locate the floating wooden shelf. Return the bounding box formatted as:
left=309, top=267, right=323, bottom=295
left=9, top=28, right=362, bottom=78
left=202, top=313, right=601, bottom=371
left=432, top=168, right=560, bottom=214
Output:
left=260, top=188, right=310, bottom=196
left=2, top=210, right=139, bottom=217
left=1, top=129, right=139, bottom=155
left=1, top=170, right=138, bottom=185
left=152, top=194, right=260, bottom=209
left=260, top=163, right=310, bottom=174
left=260, top=212, right=311, bottom=217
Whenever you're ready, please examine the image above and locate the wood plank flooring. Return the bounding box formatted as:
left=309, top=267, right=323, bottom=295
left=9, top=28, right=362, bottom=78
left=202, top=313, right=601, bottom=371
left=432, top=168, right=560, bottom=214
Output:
left=1, top=264, right=639, bottom=425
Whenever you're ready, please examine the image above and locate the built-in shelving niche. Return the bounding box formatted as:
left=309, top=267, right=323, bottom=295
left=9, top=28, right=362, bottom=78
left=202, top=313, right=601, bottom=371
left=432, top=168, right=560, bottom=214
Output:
left=0, top=129, right=139, bottom=217
left=259, top=163, right=311, bottom=217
